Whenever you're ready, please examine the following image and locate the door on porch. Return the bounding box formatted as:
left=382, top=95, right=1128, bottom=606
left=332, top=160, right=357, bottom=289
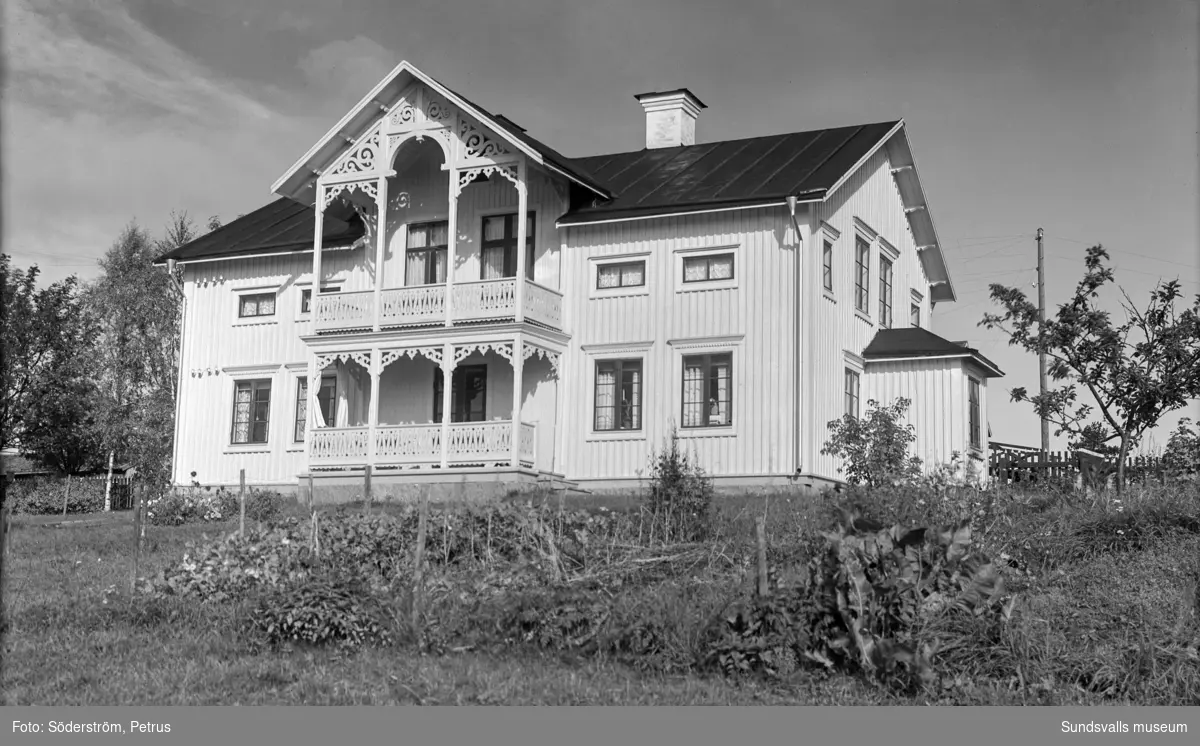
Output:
left=433, top=364, right=487, bottom=422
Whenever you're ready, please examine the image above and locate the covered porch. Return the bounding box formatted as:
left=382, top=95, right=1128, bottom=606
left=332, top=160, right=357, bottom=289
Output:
left=301, top=333, right=561, bottom=474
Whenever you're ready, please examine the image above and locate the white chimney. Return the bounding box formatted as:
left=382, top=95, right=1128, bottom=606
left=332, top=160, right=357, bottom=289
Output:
left=635, top=88, right=707, bottom=149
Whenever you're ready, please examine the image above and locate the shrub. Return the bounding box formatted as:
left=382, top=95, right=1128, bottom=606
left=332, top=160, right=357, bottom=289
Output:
left=9, top=476, right=107, bottom=515
left=247, top=566, right=398, bottom=649
left=145, top=486, right=289, bottom=526
left=821, top=398, right=923, bottom=488
left=643, top=428, right=715, bottom=543
left=1162, top=418, right=1200, bottom=479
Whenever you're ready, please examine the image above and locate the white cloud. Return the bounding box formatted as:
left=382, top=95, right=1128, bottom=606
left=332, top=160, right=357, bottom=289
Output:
left=297, top=35, right=398, bottom=105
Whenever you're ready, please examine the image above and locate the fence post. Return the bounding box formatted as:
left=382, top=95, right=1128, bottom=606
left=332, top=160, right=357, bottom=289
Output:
left=364, top=464, right=373, bottom=512
left=307, top=473, right=315, bottom=511
left=239, top=468, right=246, bottom=536
left=755, top=514, right=769, bottom=598
left=61, top=474, right=72, bottom=518
left=130, top=483, right=143, bottom=594
left=411, top=491, right=429, bottom=633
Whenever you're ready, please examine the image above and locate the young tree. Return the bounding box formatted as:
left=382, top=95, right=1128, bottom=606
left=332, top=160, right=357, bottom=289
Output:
left=1069, top=421, right=1119, bottom=456
left=821, top=398, right=923, bottom=488
left=980, top=245, right=1200, bottom=490
left=0, top=256, right=96, bottom=457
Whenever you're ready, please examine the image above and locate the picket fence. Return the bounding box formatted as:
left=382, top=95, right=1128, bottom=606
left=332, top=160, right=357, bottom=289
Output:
left=989, top=449, right=1168, bottom=487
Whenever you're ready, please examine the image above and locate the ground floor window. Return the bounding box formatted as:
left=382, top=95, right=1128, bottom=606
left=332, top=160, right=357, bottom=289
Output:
left=969, top=377, right=982, bottom=450
left=682, top=353, right=732, bottom=427
left=594, top=359, right=642, bottom=431
left=232, top=379, right=272, bottom=444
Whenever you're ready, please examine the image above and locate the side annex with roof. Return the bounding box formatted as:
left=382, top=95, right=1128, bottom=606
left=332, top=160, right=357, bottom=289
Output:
left=157, top=61, right=1002, bottom=499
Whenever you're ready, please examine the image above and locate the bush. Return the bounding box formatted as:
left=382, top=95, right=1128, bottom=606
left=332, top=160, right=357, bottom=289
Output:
left=1163, top=418, right=1200, bottom=479
left=145, top=486, right=289, bottom=526
left=247, top=566, right=398, bottom=649
left=8, top=476, right=108, bottom=515
left=643, top=429, right=715, bottom=543
left=821, top=398, right=923, bottom=488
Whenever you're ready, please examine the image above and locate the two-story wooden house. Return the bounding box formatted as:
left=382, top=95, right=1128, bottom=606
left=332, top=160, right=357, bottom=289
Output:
left=156, top=60, right=1003, bottom=500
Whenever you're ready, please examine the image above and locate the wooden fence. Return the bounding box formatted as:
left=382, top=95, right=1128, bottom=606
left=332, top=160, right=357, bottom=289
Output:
left=989, top=449, right=1168, bottom=488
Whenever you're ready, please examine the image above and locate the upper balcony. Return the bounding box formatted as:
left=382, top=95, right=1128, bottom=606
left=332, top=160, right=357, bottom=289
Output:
left=314, top=277, right=563, bottom=334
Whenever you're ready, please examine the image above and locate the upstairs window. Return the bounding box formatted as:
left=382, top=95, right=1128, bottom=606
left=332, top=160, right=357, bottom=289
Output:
left=406, top=221, right=449, bottom=286
left=300, top=286, right=342, bottom=314
left=969, top=377, right=982, bottom=450
left=481, top=213, right=535, bottom=281
left=822, top=239, right=834, bottom=292
left=879, top=257, right=894, bottom=328
left=597, top=261, right=646, bottom=290
left=683, top=253, right=734, bottom=284
left=845, top=369, right=861, bottom=419
left=910, top=302, right=921, bottom=328
left=854, top=237, right=870, bottom=313
left=239, top=292, right=276, bottom=319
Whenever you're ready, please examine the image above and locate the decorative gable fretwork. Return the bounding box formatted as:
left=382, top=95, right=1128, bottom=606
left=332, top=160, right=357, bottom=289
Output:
left=386, top=83, right=456, bottom=132
left=522, top=342, right=561, bottom=375
left=329, top=127, right=382, bottom=177
left=457, top=119, right=507, bottom=160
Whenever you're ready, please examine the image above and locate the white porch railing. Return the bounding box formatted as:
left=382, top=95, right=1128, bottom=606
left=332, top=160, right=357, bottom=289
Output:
left=523, top=281, right=563, bottom=329
left=380, top=285, right=445, bottom=327
left=311, top=426, right=370, bottom=465
left=453, top=279, right=517, bottom=322
left=310, top=421, right=537, bottom=468
left=314, top=291, right=374, bottom=332
left=375, top=423, right=442, bottom=464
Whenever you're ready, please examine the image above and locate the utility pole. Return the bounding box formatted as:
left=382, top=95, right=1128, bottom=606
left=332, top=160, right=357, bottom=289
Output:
left=1037, top=227, right=1049, bottom=454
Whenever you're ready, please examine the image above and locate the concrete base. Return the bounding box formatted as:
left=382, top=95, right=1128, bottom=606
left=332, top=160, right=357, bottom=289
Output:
left=572, top=472, right=844, bottom=497
left=296, top=467, right=570, bottom=506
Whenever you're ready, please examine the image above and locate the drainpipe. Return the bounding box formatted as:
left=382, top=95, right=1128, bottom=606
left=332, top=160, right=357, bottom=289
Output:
left=787, top=196, right=804, bottom=476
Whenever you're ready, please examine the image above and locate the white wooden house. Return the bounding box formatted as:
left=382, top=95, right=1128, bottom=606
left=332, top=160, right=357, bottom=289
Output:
left=156, top=60, right=1003, bottom=500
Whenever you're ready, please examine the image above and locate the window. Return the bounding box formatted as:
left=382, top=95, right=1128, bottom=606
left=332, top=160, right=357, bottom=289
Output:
left=854, top=237, right=870, bottom=313
left=294, top=375, right=337, bottom=441
left=879, top=257, right=894, bottom=328
left=239, top=292, right=276, bottom=318
left=433, top=365, right=487, bottom=423
left=910, top=303, right=921, bottom=328
left=594, top=359, right=642, bottom=431
left=481, top=213, right=535, bottom=281
left=231, top=379, right=272, bottom=444
left=845, top=369, right=861, bottom=419
left=300, top=286, right=342, bottom=314
left=597, top=261, right=646, bottom=290
left=822, top=239, right=834, bottom=292
left=406, top=221, right=449, bottom=286
left=682, top=353, right=732, bottom=427
left=969, top=377, right=982, bottom=450
left=683, top=253, right=734, bottom=283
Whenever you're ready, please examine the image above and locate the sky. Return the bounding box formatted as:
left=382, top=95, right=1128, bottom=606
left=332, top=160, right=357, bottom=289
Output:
left=5, top=0, right=1199, bottom=453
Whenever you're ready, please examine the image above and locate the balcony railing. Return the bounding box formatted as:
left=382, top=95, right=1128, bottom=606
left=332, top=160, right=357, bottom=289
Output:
left=314, top=279, right=562, bottom=333
left=310, top=421, right=536, bottom=469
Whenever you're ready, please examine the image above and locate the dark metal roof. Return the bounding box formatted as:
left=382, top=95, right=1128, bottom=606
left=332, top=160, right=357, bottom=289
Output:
left=557, top=121, right=900, bottom=225
left=153, top=198, right=364, bottom=264
left=862, top=327, right=1004, bottom=377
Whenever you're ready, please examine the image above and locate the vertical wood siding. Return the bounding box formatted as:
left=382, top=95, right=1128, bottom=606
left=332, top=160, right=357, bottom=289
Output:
left=559, top=207, right=798, bottom=481
left=807, top=149, right=941, bottom=480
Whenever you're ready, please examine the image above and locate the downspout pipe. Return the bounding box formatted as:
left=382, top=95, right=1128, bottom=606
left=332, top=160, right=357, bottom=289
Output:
left=787, top=196, right=804, bottom=475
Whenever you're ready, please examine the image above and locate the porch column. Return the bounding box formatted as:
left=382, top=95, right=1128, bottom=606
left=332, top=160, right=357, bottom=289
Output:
left=312, top=185, right=325, bottom=324
left=514, top=157, right=528, bottom=324
left=367, top=349, right=381, bottom=466
left=511, top=332, right=524, bottom=468
left=439, top=342, right=454, bottom=469
left=445, top=170, right=458, bottom=328
left=372, top=176, right=388, bottom=332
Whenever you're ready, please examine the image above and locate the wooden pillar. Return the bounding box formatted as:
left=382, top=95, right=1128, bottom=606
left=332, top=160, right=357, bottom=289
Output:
left=440, top=342, right=455, bottom=469
left=372, top=176, right=388, bottom=332
left=511, top=333, right=524, bottom=468
left=445, top=166, right=458, bottom=328
left=514, top=157, right=528, bottom=323
left=312, top=186, right=325, bottom=321
left=367, top=349, right=381, bottom=468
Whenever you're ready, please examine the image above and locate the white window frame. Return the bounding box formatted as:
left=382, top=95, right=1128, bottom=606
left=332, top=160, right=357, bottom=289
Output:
left=668, top=335, right=744, bottom=438
left=910, top=288, right=924, bottom=328
left=968, top=375, right=983, bottom=454
left=852, top=219, right=877, bottom=323
left=223, top=364, right=280, bottom=453
left=878, top=239, right=898, bottom=329
left=673, top=244, right=739, bottom=293
left=589, top=251, right=652, bottom=299
left=843, top=351, right=864, bottom=420
left=820, top=222, right=841, bottom=302
left=297, top=283, right=344, bottom=318
left=582, top=341, right=654, bottom=442
left=232, top=284, right=282, bottom=327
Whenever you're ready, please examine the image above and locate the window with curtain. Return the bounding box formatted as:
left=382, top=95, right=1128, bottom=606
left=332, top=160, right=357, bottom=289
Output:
left=594, top=359, right=642, bottom=431
left=433, top=365, right=487, bottom=423
left=231, top=379, right=271, bottom=444
left=294, top=375, right=337, bottom=441
left=845, top=369, right=861, bottom=419
left=682, top=253, right=734, bottom=283
left=879, top=256, right=894, bottom=328
left=406, top=221, right=449, bottom=286
left=597, top=261, right=646, bottom=290
left=822, top=239, right=834, bottom=292
left=239, top=292, right=276, bottom=318
left=969, top=378, right=982, bottom=450
left=854, top=237, right=870, bottom=313
left=682, top=353, right=732, bottom=428
left=481, top=213, right=535, bottom=280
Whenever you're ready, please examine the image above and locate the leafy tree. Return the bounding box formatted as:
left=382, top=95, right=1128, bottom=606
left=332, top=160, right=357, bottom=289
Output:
left=980, top=245, right=1200, bottom=490
left=822, top=398, right=923, bottom=488
left=1068, top=421, right=1118, bottom=456
left=86, top=215, right=189, bottom=486
left=1161, top=418, right=1200, bottom=478
left=0, top=256, right=97, bottom=459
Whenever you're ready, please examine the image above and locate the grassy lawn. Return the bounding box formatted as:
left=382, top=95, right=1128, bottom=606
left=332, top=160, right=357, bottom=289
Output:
left=3, top=482, right=1198, bottom=705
